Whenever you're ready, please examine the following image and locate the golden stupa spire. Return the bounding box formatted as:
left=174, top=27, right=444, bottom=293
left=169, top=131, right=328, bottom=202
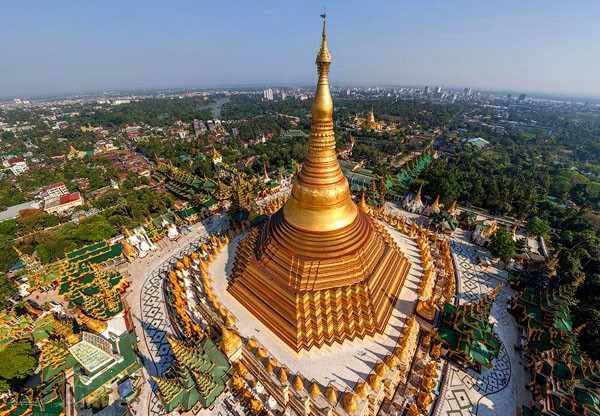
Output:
left=448, top=200, right=457, bottom=215
left=283, top=13, right=358, bottom=231
left=415, top=184, right=423, bottom=202
left=433, top=195, right=440, bottom=210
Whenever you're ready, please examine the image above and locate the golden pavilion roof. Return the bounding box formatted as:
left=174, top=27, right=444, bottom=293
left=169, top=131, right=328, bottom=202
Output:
left=227, top=15, right=412, bottom=352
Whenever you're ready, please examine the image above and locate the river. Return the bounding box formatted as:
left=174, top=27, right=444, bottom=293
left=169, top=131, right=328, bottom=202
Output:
left=205, top=97, right=230, bottom=118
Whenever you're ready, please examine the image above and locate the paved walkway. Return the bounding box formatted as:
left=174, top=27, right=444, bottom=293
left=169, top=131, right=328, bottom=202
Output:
left=438, top=229, right=530, bottom=416
left=122, top=215, right=229, bottom=415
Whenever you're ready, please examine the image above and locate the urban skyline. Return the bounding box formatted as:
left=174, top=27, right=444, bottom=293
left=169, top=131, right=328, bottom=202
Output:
left=1, top=1, right=599, bottom=98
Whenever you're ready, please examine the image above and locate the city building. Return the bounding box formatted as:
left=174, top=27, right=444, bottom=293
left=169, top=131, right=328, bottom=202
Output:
left=44, top=192, right=84, bottom=215
left=263, top=88, right=274, bottom=101
left=6, top=157, right=28, bottom=175
left=40, top=182, right=69, bottom=199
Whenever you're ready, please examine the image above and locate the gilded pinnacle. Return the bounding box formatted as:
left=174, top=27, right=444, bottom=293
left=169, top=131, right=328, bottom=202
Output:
left=316, top=15, right=331, bottom=64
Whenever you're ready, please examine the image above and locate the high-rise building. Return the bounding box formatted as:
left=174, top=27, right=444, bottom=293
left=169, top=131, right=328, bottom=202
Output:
left=228, top=18, right=411, bottom=352
left=423, top=86, right=430, bottom=96
left=435, top=85, right=442, bottom=94
left=463, top=87, right=472, bottom=97
left=263, top=88, right=274, bottom=101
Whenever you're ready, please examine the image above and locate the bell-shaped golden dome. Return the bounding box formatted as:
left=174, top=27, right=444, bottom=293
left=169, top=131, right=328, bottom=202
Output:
left=341, top=392, right=359, bottom=414
left=367, top=373, right=380, bottom=390
left=309, top=382, right=321, bottom=398
left=235, top=362, right=248, bottom=377
left=246, top=337, right=258, bottom=350
left=232, top=373, right=244, bottom=390
left=293, top=375, right=304, bottom=391
left=278, top=366, right=289, bottom=383
left=255, top=347, right=268, bottom=361
left=219, top=326, right=241, bottom=355
left=224, top=313, right=236, bottom=328
left=250, top=397, right=264, bottom=414
left=375, top=362, right=387, bottom=378
left=325, top=386, right=338, bottom=404
left=385, top=354, right=398, bottom=369
left=355, top=381, right=369, bottom=398
left=265, top=357, right=278, bottom=374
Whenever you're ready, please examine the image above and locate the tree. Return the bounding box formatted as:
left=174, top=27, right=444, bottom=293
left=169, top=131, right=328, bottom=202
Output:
left=74, top=216, right=115, bottom=242
left=0, top=274, right=16, bottom=308
left=0, top=339, right=37, bottom=392
left=488, top=227, right=516, bottom=264
left=525, top=217, right=552, bottom=239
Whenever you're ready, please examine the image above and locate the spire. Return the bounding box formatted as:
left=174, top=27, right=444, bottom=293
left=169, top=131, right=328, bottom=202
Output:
left=368, top=107, right=375, bottom=124
left=414, top=184, right=423, bottom=202
left=359, top=191, right=369, bottom=213
left=283, top=13, right=358, bottom=231
left=316, top=12, right=331, bottom=65
left=448, top=200, right=457, bottom=215
left=433, top=195, right=440, bottom=210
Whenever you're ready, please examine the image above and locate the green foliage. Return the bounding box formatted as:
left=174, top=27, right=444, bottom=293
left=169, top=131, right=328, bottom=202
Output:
left=0, top=179, right=27, bottom=211
left=76, top=97, right=214, bottom=128
left=488, top=227, right=516, bottom=263
left=0, top=274, right=16, bottom=309
left=0, top=339, right=37, bottom=392
left=525, top=217, right=552, bottom=239
left=74, top=216, right=114, bottom=242
left=0, top=242, right=20, bottom=274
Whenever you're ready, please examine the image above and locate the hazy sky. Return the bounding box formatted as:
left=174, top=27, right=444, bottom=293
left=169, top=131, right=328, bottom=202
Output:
left=1, top=1, right=599, bottom=98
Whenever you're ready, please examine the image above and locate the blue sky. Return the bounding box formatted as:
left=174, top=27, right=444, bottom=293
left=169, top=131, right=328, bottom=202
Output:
left=1, top=1, right=599, bottom=98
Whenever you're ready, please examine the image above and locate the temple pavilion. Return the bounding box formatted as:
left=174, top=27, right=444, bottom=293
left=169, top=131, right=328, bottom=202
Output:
left=435, top=284, right=503, bottom=370
left=510, top=269, right=600, bottom=416
left=227, top=15, right=412, bottom=352
left=152, top=335, right=233, bottom=413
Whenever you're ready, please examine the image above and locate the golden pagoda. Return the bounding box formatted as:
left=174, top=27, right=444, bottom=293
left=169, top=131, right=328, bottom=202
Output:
left=227, top=15, right=411, bottom=352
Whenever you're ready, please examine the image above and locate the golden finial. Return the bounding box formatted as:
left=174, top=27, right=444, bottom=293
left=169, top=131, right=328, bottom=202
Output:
left=316, top=11, right=331, bottom=64
left=312, top=12, right=333, bottom=121
left=359, top=191, right=369, bottom=213
left=415, top=184, right=423, bottom=202
left=448, top=200, right=457, bottom=215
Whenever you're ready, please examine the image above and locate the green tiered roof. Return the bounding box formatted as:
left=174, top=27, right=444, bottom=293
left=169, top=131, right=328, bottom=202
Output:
left=430, top=210, right=459, bottom=233
left=511, top=271, right=600, bottom=416
left=65, top=241, right=122, bottom=265
left=58, top=265, right=127, bottom=320
left=0, top=309, right=34, bottom=352
left=436, top=284, right=502, bottom=369
left=0, top=376, right=65, bottom=416
left=153, top=335, right=233, bottom=413
left=340, top=151, right=433, bottom=197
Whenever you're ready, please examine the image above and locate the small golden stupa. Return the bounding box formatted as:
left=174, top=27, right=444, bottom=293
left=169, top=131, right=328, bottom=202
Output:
left=228, top=15, right=411, bottom=352
left=219, top=326, right=242, bottom=356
